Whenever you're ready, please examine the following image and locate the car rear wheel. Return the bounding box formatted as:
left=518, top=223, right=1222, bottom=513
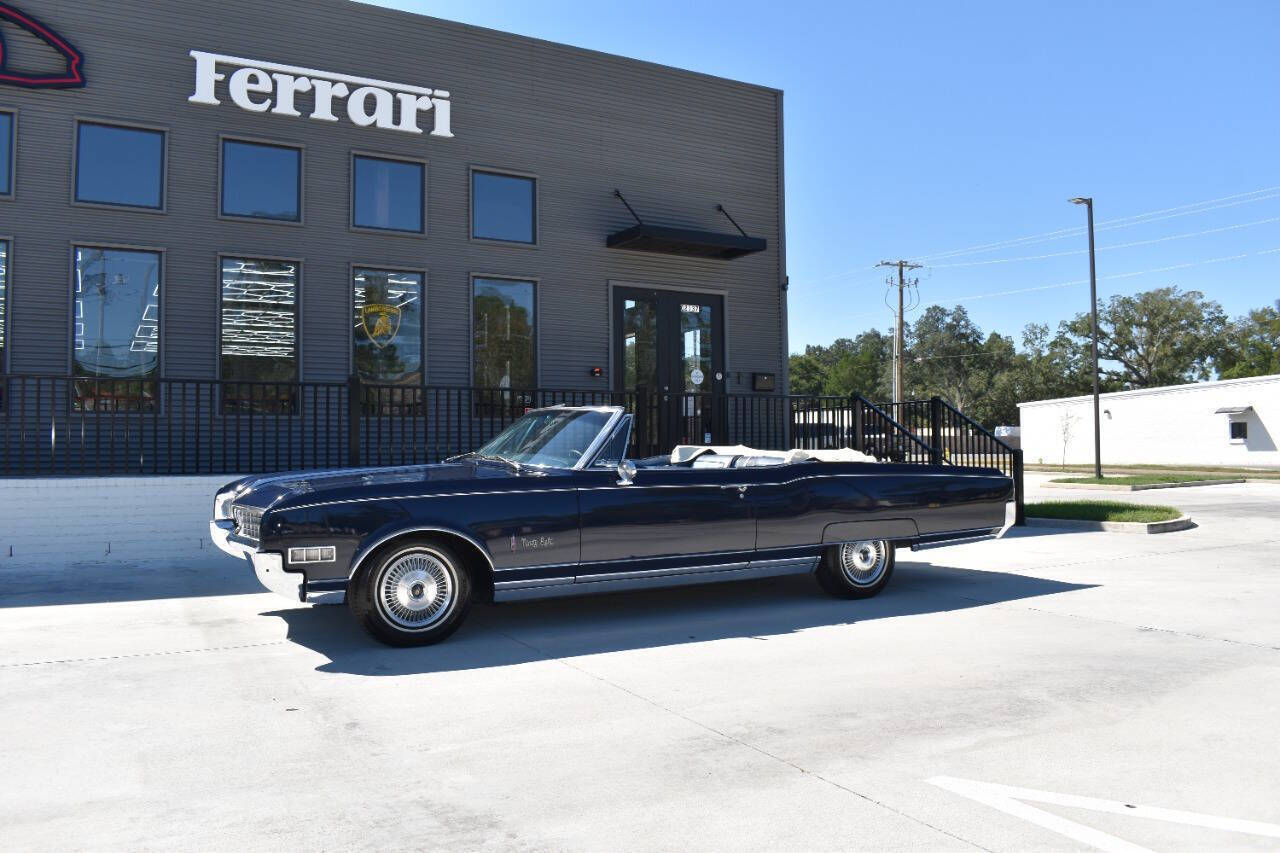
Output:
left=816, top=540, right=895, bottom=599
left=350, top=538, right=472, bottom=646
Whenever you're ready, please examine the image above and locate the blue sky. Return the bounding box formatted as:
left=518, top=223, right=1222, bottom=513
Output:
left=370, top=0, right=1279, bottom=350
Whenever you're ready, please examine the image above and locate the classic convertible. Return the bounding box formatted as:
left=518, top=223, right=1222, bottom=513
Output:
left=211, top=405, right=1014, bottom=646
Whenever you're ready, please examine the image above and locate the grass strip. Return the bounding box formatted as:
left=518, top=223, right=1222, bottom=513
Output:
left=1027, top=500, right=1182, bottom=523
left=1051, top=474, right=1222, bottom=486
left=1026, top=463, right=1280, bottom=479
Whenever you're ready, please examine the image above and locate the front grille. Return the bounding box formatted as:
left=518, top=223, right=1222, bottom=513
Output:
left=232, top=505, right=263, bottom=542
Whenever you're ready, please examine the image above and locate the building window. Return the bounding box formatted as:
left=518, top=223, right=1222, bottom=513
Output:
left=473, top=278, right=535, bottom=395
left=353, top=155, right=425, bottom=233
left=1230, top=421, right=1247, bottom=441
left=353, top=268, right=424, bottom=385
left=220, top=258, right=298, bottom=413
left=221, top=139, right=301, bottom=222
left=0, top=112, right=12, bottom=197
left=72, top=247, right=161, bottom=412
left=471, top=170, right=535, bottom=244
left=75, top=122, right=165, bottom=209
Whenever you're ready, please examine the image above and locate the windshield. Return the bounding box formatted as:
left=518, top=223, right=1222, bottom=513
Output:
left=474, top=409, right=614, bottom=468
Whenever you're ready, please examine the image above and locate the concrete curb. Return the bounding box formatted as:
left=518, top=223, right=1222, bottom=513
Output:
left=1043, top=478, right=1245, bottom=491
left=1024, top=515, right=1195, bottom=534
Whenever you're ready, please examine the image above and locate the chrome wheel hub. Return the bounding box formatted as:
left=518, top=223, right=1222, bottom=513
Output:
left=839, top=540, right=888, bottom=587
left=377, top=550, right=455, bottom=630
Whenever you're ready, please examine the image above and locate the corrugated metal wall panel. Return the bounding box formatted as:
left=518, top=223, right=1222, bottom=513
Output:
left=0, top=0, right=784, bottom=393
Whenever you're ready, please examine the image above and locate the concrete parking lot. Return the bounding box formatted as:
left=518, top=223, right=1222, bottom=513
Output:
left=2, top=476, right=1279, bottom=851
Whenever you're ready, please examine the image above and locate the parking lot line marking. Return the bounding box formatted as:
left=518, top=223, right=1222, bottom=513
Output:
left=0, top=640, right=288, bottom=669
left=929, top=776, right=1280, bottom=852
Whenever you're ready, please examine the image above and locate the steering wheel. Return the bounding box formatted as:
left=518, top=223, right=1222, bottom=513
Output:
left=564, top=448, right=583, bottom=461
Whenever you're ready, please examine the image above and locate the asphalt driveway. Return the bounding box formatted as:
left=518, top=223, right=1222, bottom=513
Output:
left=2, top=478, right=1278, bottom=851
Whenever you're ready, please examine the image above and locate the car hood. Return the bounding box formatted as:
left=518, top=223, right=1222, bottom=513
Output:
left=222, top=460, right=552, bottom=511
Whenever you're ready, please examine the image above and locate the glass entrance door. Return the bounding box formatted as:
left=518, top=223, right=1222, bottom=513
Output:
left=615, top=288, right=725, bottom=453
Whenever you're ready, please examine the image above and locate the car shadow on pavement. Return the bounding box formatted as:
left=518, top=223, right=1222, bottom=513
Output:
left=265, top=561, right=1093, bottom=676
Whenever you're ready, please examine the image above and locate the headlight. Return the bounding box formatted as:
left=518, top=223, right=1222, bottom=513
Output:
left=214, top=489, right=238, bottom=519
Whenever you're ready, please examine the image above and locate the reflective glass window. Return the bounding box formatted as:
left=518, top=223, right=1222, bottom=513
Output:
left=472, top=171, right=535, bottom=243
left=473, top=278, right=535, bottom=388
left=221, top=140, right=301, bottom=221
left=75, top=123, right=164, bottom=209
left=73, top=247, right=161, bottom=411
left=220, top=258, right=298, bottom=413
left=353, top=268, right=423, bottom=385
left=353, top=156, right=424, bottom=233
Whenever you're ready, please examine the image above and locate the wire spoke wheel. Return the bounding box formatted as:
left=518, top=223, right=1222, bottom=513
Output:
left=376, top=549, right=456, bottom=631
left=838, top=540, right=889, bottom=587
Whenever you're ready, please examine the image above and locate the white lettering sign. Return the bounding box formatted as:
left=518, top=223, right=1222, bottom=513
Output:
left=189, top=50, right=453, bottom=138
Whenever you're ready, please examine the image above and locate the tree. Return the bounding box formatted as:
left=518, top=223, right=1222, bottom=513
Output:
left=788, top=351, right=829, bottom=396
left=788, top=331, right=892, bottom=398
left=903, top=305, right=987, bottom=413
left=1218, top=300, right=1280, bottom=379
left=1060, top=286, right=1227, bottom=390
left=825, top=330, right=892, bottom=398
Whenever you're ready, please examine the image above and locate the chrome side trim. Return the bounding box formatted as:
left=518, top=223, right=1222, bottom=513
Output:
left=494, top=561, right=815, bottom=603
left=346, top=525, right=496, bottom=582
left=492, top=575, right=576, bottom=590
left=496, top=545, right=815, bottom=575
left=493, top=560, right=577, bottom=573
left=576, top=560, right=750, bottom=583
left=304, top=588, right=347, bottom=605
left=749, top=556, right=821, bottom=572
left=908, top=533, right=999, bottom=552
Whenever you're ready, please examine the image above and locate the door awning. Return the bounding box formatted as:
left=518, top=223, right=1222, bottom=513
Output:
left=607, top=191, right=767, bottom=260
left=1214, top=405, right=1253, bottom=415
left=607, top=224, right=766, bottom=260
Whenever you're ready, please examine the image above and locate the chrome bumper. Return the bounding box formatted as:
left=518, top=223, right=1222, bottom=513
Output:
left=249, top=551, right=304, bottom=602
left=210, top=519, right=254, bottom=559
left=998, top=499, right=1017, bottom=538
left=210, top=519, right=304, bottom=602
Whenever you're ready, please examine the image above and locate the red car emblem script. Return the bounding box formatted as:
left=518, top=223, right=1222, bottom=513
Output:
left=0, top=2, right=85, bottom=89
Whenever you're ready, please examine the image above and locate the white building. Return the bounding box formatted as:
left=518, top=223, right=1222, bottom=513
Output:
left=1018, top=373, right=1280, bottom=468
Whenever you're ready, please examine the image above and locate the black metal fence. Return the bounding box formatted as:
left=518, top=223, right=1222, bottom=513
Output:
left=881, top=396, right=1025, bottom=523
left=0, top=375, right=1022, bottom=523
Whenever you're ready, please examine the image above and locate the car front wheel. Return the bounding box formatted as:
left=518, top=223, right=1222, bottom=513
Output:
left=350, top=538, right=472, bottom=646
left=816, top=540, right=895, bottom=599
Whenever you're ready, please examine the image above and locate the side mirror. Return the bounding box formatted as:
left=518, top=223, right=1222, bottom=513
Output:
left=616, top=459, right=637, bottom=486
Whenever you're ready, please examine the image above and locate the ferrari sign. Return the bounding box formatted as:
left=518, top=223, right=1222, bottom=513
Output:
left=188, top=50, right=453, bottom=138
left=361, top=304, right=401, bottom=349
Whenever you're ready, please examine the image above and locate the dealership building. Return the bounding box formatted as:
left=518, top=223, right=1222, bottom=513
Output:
left=0, top=0, right=787, bottom=471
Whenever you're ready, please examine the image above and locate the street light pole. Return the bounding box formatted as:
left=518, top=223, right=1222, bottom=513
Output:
left=1070, top=197, right=1103, bottom=479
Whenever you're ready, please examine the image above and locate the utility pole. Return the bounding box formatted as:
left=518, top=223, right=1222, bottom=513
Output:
left=878, top=260, right=921, bottom=404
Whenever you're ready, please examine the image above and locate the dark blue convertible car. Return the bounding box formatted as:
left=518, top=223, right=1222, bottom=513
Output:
left=211, top=405, right=1013, bottom=646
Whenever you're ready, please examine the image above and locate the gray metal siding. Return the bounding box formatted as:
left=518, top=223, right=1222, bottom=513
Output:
left=0, top=0, right=784, bottom=391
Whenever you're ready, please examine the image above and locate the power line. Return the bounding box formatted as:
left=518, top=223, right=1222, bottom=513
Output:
left=799, top=184, right=1280, bottom=290
left=830, top=245, right=1279, bottom=327
left=926, top=215, right=1280, bottom=268
left=918, top=186, right=1280, bottom=261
